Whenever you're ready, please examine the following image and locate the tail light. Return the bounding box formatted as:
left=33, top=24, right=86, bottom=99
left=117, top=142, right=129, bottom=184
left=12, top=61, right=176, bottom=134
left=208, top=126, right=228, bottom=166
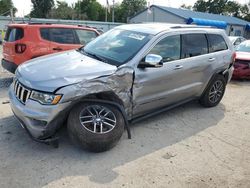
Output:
left=15, top=44, right=26, bottom=54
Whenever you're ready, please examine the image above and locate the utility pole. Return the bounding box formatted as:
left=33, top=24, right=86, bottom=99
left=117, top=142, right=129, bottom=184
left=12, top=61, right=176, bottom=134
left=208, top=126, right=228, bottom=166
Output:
left=10, top=8, right=14, bottom=23
left=112, top=0, right=115, bottom=22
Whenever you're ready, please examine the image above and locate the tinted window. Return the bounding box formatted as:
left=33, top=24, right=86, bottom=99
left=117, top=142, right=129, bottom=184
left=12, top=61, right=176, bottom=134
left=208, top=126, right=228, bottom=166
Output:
left=207, top=34, right=228, bottom=53
left=40, top=28, right=50, bottom=40
left=49, top=28, right=77, bottom=44
left=149, top=35, right=181, bottom=62
left=75, top=29, right=97, bottom=45
left=182, top=34, right=208, bottom=58
left=4, top=27, right=24, bottom=42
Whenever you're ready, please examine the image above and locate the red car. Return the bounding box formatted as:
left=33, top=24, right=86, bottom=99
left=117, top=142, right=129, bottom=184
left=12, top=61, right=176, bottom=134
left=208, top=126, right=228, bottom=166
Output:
left=233, top=40, right=250, bottom=80
left=2, top=23, right=100, bottom=73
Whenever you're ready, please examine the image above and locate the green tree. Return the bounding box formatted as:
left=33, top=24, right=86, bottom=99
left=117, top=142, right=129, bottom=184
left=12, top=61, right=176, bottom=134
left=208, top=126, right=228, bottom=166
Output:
left=119, top=0, right=147, bottom=22
left=193, top=0, right=208, bottom=12
left=30, top=0, right=55, bottom=18
left=50, top=1, right=76, bottom=19
left=0, top=0, right=17, bottom=16
left=74, top=0, right=105, bottom=21
left=224, top=1, right=241, bottom=17
left=193, top=0, right=227, bottom=14
left=193, top=0, right=250, bottom=21
left=180, top=4, right=192, bottom=10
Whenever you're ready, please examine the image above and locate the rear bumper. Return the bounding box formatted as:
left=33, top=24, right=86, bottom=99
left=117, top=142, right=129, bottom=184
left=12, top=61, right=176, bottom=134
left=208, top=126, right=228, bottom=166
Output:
left=1, top=59, right=18, bottom=74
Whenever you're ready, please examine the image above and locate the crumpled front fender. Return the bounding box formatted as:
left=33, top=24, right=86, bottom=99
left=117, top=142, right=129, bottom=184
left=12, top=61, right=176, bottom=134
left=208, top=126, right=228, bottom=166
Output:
left=57, top=67, right=134, bottom=118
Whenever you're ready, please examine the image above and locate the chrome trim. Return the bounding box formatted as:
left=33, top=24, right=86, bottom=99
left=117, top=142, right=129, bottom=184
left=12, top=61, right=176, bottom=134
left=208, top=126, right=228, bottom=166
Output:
left=14, top=80, right=31, bottom=104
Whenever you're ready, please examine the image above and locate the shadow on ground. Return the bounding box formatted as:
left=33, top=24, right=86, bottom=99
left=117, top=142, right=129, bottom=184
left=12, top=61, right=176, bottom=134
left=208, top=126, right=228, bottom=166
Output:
left=0, top=100, right=226, bottom=187
left=0, top=77, right=13, bottom=88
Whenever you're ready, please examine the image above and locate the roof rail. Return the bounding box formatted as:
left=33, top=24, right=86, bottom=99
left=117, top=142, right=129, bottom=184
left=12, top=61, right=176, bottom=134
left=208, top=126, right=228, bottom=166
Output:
left=28, top=22, right=52, bottom=25
left=170, top=25, right=216, bottom=29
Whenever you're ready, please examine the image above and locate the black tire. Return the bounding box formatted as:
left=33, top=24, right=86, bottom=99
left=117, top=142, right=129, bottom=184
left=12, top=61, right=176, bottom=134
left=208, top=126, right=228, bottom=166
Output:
left=67, top=102, right=125, bottom=152
left=199, top=75, right=226, bottom=107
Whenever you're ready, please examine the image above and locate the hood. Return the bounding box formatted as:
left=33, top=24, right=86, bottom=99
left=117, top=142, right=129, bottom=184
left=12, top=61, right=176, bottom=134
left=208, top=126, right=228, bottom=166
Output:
left=16, top=50, right=117, bottom=92
left=235, top=51, right=250, bottom=61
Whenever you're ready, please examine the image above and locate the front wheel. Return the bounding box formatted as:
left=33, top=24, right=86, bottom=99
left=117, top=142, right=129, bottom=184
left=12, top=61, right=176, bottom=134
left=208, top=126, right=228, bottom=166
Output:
left=67, top=102, right=125, bottom=152
left=199, top=75, right=226, bottom=107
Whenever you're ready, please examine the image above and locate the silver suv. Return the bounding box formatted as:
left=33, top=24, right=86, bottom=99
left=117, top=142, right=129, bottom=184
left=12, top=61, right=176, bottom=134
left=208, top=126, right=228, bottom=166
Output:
left=9, top=24, right=235, bottom=152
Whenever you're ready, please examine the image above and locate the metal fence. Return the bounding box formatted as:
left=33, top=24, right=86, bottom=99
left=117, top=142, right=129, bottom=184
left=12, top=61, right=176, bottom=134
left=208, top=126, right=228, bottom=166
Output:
left=0, top=16, right=124, bottom=32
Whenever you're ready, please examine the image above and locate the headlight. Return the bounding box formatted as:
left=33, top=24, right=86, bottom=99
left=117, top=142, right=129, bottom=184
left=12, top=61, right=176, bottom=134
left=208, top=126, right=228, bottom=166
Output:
left=30, top=91, right=62, bottom=105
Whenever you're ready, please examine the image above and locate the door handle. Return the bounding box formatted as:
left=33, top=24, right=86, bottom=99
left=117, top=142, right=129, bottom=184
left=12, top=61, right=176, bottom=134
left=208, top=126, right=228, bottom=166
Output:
left=208, top=58, right=216, bottom=62
left=53, top=47, right=63, bottom=51
left=174, top=65, right=183, bottom=70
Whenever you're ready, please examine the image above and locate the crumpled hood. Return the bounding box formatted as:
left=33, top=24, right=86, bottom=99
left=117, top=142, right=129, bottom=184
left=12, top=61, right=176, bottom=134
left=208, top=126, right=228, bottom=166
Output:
left=16, top=50, right=117, bottom=92
left=236, top=51, right=250, bottom=61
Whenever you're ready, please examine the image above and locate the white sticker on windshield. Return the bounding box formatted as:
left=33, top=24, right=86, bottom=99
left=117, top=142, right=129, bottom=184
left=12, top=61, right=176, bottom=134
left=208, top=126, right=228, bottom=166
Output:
left=128, top=33, right=146, bottom=40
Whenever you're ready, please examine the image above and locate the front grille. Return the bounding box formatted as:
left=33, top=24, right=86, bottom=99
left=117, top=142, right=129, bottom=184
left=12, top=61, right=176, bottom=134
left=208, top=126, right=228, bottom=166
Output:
left=13, top=80, right=31, bottom=104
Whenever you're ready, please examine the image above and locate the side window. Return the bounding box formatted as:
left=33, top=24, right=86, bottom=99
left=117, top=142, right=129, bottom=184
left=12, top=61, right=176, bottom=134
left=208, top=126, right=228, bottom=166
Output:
left=149, top=35, right=181, bottom=62
left=207, top=34, right=228, bottom=53
left=49, top=28, right=77, bottom=44
left=40, top=28, right=50, bottom=41
left=75, top=29, right=98, bottom=45
left=182, top=34, right=208, bottom=58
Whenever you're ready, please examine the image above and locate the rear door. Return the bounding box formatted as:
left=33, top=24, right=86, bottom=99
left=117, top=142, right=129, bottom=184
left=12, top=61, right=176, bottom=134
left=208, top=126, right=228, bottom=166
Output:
left=47, top=28, right=80, bottom=53
left=3, top=27, right=24, bottom=63
left=206, top=34, right=231, bottom=77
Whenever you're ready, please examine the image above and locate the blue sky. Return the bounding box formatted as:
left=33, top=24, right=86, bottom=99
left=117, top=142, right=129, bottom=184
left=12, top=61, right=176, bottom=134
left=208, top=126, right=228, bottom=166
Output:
left=13, top=0, right=248, bottom=17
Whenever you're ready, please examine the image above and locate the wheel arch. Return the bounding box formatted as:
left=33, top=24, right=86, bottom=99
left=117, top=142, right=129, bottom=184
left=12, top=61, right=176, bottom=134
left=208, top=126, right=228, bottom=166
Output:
left=201, top=69, right=228, bottom=98
left=66, top=91, right=131, bottom=139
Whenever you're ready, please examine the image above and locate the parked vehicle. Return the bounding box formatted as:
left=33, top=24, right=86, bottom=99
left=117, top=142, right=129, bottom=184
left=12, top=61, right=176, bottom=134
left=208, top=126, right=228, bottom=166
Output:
left=2, top=23, right=100, bottom=73
left=229, top=36, right=246, bottom=47
left=9, top=24, right=234, bottom=152
left=232, top=40, right=250, bottom=79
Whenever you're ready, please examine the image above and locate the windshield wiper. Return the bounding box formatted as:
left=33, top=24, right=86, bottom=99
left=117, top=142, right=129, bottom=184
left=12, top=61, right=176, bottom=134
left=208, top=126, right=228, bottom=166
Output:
left=79, top=48, right=107, bottom=63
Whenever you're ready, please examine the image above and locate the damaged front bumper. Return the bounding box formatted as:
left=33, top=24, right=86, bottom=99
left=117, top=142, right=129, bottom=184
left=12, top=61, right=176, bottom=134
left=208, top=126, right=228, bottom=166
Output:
left=8, top=84, right=71, bottom=143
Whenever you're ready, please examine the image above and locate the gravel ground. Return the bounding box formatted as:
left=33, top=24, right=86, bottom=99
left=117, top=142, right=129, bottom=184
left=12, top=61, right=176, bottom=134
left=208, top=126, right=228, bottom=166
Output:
left=0, top=45, right=250, bottom=188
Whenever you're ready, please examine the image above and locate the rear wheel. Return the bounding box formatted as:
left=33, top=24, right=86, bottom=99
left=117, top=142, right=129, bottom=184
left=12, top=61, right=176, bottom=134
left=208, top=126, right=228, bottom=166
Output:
left=67, top=102, right=125, bottom=152
left=199, top=75, right=226, bottom=107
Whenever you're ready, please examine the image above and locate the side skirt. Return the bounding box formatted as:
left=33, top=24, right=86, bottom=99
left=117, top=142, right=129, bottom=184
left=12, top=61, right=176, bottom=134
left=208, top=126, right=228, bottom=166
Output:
left=130, top=98, right=196, bottom=124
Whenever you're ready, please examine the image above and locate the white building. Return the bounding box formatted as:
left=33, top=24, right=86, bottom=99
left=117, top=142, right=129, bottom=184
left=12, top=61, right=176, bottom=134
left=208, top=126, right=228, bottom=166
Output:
left=129, top=5, right=250, bottom=38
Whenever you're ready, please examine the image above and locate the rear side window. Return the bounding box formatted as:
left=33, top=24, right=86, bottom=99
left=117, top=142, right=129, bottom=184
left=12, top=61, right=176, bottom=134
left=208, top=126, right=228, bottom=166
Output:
left=4, top=27, right=24, bottom=42
left=75, top=29, right=98, bottom=45
left=207, top=34, right=228, bottom=53
left=50, top=28, right=77, bottom=44
left=40, top=28, right=50, bottom=41
left=181, top=34, right=208, bottom=58
left=40, top=28, right=78, bottom=44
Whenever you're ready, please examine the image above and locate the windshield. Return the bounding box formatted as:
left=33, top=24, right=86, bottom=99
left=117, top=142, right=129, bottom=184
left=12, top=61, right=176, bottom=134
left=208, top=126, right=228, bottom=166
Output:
left=236, top=42, right=250, bottom=52
left=83, top=29, right=152, bottom=66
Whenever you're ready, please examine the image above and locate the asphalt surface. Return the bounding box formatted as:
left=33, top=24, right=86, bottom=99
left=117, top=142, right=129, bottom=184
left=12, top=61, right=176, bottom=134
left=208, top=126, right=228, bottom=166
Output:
left=0, top=45, right=250, bottom=188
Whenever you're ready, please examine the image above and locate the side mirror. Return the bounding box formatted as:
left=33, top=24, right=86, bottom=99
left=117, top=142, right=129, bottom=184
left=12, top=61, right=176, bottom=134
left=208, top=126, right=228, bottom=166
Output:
left=138, top=54, right=163, bottom=68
